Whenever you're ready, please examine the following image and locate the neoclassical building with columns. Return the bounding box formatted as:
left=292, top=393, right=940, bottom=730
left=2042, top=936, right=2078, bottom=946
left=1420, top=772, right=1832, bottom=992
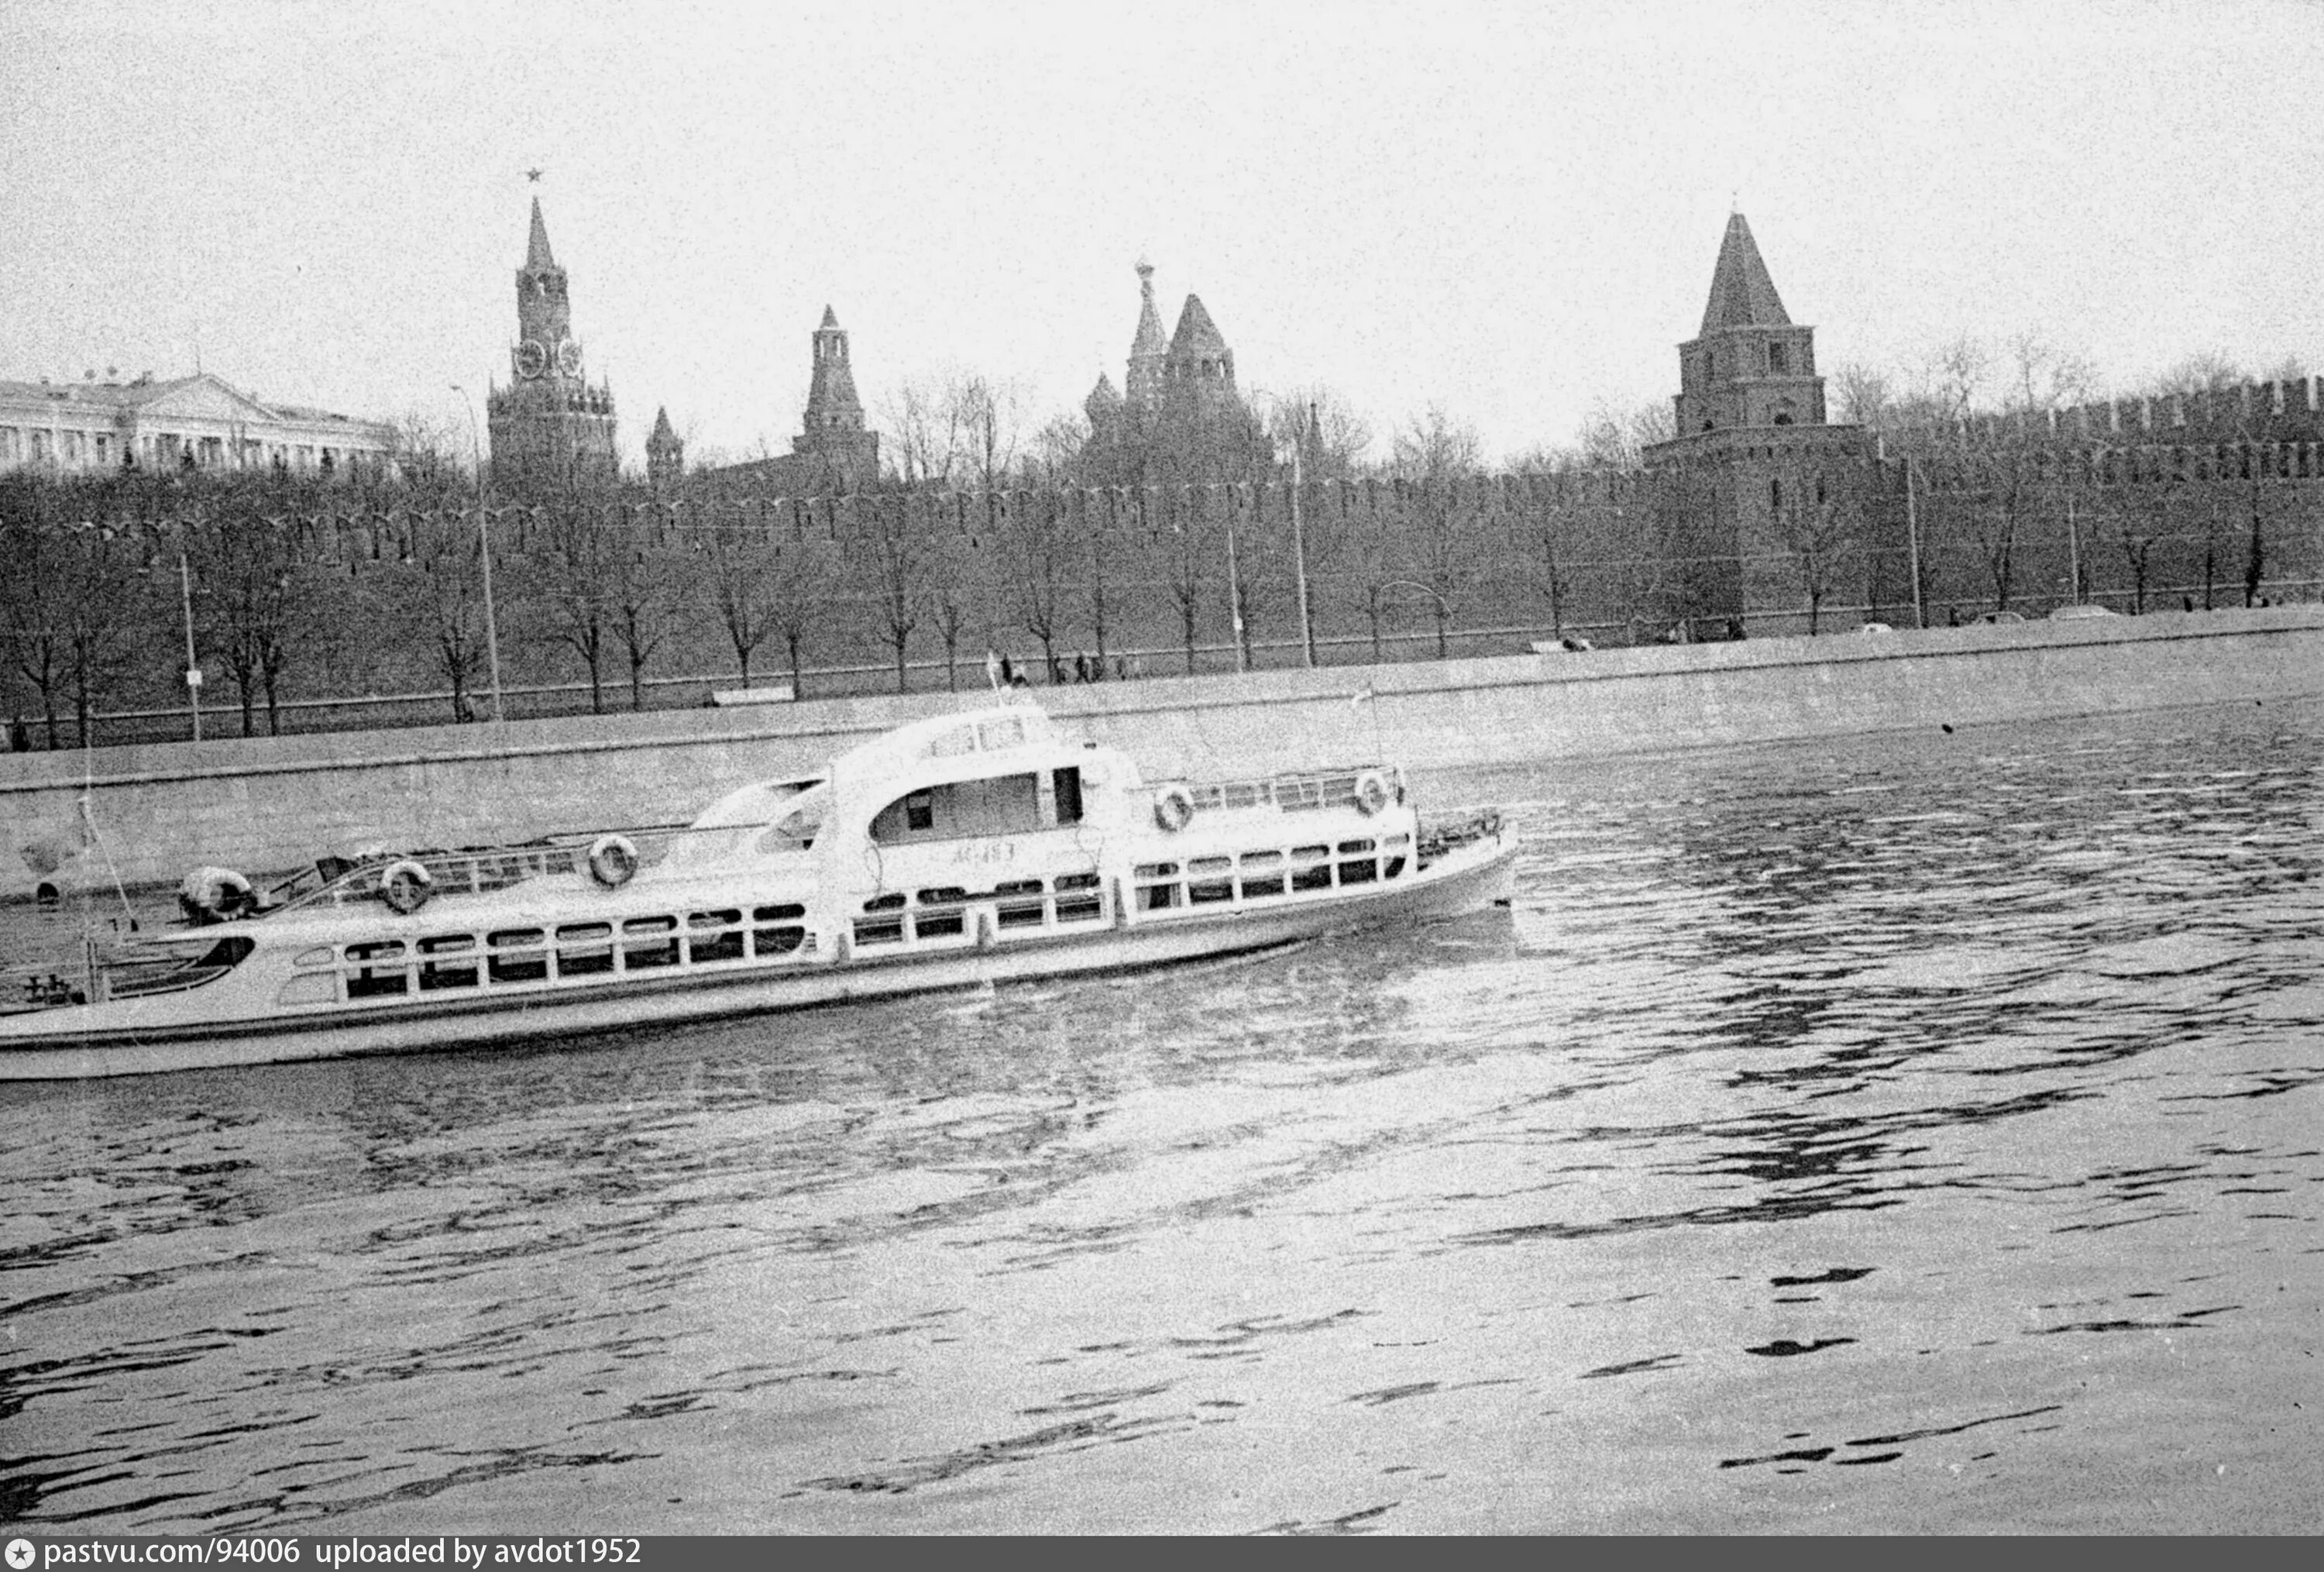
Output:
left=0, top=370, right=395, bottom=480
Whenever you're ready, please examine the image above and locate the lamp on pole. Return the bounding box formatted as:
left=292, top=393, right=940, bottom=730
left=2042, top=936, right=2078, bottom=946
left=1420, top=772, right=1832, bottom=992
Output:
left=450, top=385, right=506, bottom=722
left=1888, top=434, right=1927, bottom=631
left=1223, top=484, right=1248, bottom=673
left=179, top=551, right=202, bottom=741
left=1251, top=391, right=1318, bottom=668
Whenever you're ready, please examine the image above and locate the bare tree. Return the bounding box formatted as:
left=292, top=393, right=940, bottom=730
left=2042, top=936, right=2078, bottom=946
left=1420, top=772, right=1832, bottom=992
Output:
left=857, top=491, right=937, bottom=692
left=881, top=380, right=962, bottom=488
left=1023, top=413, right=1092, bottom=485
left=187, top=511, right=300, bottom=735
left=923, top=497, right=995, bottom=690
left=1078, top=486, right=1125, bottom=666
left=391, top=506, right=496, bottom=723
left=2152, top=352, right=2245, bottom=396
left=1830, top=362, right=1894, bottom=430
left=994, top=487, right=1074, bottom=680
left=1769, top=484, right=1858, bottom=633
left=525, top=492, right=618, bottom=712
left=1389, top=405, right=1486, bottom=656
left=766, top=505, right=840, bottom=697
left=1260, top=387, right=1375, bottom=481
left=696, top=503, right=783, bottom=687
left=953, top=373, right=1023, bottom=492
left=1142, top=483, right=1217, bottom=673
left=1573, top=397, right=1675, bottom=471
left=606, top=521, right=681, bottom=710
left=0, top=479, right=75, bottom=746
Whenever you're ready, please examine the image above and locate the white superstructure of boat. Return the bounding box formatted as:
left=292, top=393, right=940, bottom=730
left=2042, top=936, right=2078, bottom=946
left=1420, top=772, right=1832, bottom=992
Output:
left=1, top=700, right=1514, bottom=1080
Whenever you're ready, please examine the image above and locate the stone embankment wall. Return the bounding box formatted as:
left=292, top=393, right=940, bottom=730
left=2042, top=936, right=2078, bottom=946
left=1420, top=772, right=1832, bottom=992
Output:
left=4, top=606, right=2320, bottom=896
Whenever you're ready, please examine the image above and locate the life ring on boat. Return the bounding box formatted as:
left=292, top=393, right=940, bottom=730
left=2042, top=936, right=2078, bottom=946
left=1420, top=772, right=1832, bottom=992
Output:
left=586, top=834, right=638, bottom=889
left=178, top=865, right=254, bottom=924
left=379, top=858, right=432, bottom=915
left=1153, top=783, right=1196, bottom=833
left=1354, top=770, right=1392, bottom=817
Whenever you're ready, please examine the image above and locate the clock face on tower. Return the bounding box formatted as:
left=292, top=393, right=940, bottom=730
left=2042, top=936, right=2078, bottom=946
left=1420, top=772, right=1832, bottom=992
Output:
left=556, top=339, right=584, bottom=377
left=514, top=339, right=548, bottom=380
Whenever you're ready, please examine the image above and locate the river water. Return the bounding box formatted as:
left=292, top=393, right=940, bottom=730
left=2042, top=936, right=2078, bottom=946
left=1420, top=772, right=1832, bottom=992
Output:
left=2, top=699, right=2320, bottom=1534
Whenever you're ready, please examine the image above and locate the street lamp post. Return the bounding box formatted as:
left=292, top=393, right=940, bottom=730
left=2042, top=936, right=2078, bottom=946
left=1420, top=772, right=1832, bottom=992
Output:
left=1288, top=406, right=1316, bottom=667
left=178, top=551, right=202, bottom=741
left=450, top=385, right=506, bottom=722
left=1252, top=392, right=1318, bottom=668
left=1225, top=486, right=1248, bottom=673
left=1903, top=450, right=1927, bottom=630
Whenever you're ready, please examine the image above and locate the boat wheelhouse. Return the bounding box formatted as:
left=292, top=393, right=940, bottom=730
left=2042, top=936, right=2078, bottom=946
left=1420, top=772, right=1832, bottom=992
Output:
left=2, top=701, right=1514, bottom=1079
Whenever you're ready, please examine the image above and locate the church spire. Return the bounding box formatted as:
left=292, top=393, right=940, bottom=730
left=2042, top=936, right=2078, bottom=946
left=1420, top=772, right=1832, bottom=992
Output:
left=1700, top=211, right=1790, bottom=333
left=1126, top=258, right=1169, bottom=414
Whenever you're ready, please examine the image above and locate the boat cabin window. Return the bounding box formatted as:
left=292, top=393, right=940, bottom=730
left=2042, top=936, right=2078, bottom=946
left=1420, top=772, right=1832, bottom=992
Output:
left=1054, top=871, right=1102, bottom=924
left=418, top=934, right=479, bottom=991
left=622, top=916, right=679, bottom=970
left=994, top=877, right=1047, bottom=930
left=1187, top=855, right=1234, bottom=906
left=1290, top=845, right=1333, bottom=893
left=855, top=894, right=906, bottom=947
left=752, top=903, right=806, bottom=957
left=1053, top=766, right=1085, bottom=826
left=1337, top=838, right=1379, bottom=886
left=689, top=910, right=746, bottom=964
left=555, top=923, right=615, bottom=977
left=871, top=772, right=1043, bottom=844
left=1238, top=849, right=1287, bottom=900
left=1135, top=861, right=1181, bottom=911
left=910, top=886, right=970, bottom=941
left=345, top=940, right=408, bottom=999
left=489, top=928, right=549, bottom=984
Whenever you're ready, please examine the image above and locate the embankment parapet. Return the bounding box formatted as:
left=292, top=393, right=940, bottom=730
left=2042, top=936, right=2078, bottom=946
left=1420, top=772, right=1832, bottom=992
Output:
left=5, top=607, right=2319, bottom=894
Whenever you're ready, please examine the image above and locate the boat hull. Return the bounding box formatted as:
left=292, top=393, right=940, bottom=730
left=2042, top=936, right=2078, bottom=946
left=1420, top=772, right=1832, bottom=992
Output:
left=0, top=833, right=1516, bottom=1081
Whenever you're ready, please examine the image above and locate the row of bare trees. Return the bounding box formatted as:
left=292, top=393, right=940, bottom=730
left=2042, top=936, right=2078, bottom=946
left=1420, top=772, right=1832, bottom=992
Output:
left=1828, top=338, right=2321, bottom=617
left=8, top=346, right=2322, bottom=747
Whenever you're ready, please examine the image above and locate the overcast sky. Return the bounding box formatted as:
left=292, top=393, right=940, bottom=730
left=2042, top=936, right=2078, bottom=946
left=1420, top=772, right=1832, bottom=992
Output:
left=4, top=0, right=2319, bottom=469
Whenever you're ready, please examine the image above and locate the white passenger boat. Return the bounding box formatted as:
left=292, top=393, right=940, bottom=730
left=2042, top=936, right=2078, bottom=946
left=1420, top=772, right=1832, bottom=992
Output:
left=1, top=701, right=1514, bottom=1080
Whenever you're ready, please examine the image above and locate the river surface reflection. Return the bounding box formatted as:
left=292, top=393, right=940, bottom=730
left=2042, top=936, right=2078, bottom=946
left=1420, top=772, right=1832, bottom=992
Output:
left=2, top=700, right=2320, bottom=1532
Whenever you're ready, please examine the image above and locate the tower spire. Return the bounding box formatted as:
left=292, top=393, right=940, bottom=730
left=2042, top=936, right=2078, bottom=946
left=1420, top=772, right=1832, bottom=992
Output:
left=1700, top=211, right=1789, bottom=333
left=1126, top=258, right=1169, bottom=414
left=525, top=196, right=556, bottom=271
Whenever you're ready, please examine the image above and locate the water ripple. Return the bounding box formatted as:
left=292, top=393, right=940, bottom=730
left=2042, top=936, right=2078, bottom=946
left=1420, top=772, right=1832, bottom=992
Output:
left=3, top=700, right=2321, bottom=1532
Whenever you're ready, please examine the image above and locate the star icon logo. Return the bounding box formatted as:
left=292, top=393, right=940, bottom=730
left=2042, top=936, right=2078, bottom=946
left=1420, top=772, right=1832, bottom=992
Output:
left=7, top=1538, right=36, bottom=1570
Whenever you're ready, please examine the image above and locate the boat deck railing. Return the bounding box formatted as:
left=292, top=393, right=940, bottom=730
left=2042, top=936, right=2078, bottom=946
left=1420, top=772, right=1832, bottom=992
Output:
left=1177, top=765, right=1397, bottom=815
left=270, top=824, right=693, bottom=913
left=2, top=930, right=251, bottom=1014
